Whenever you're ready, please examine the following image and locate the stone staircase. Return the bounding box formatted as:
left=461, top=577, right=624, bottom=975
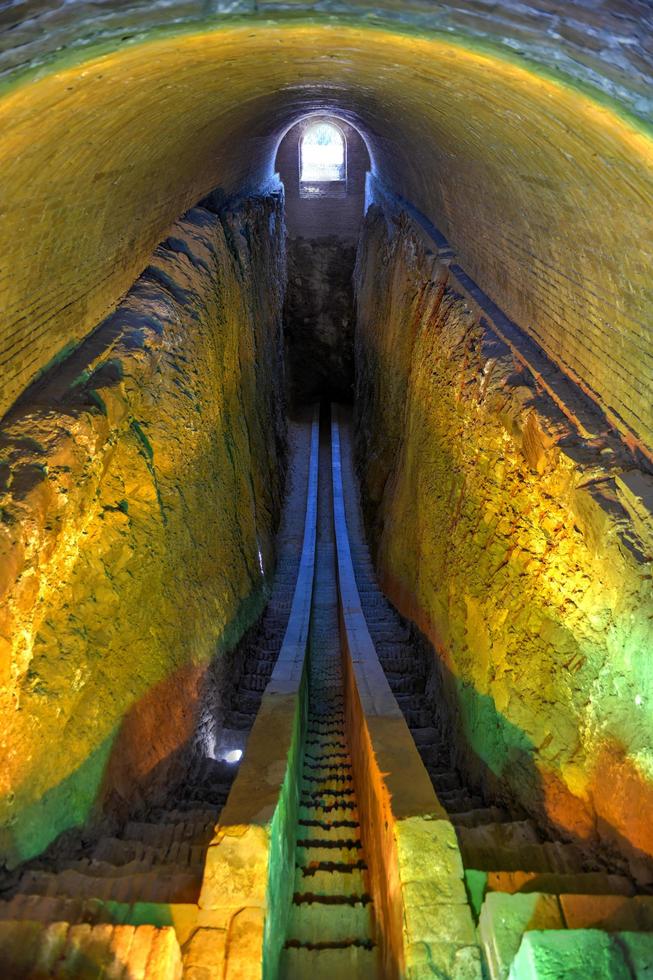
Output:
left=0, top=416, right=314, bottom=977
left=279, top=423, right=379, bottom=978
left=0, top=919, right=183, bottom=979
left=0, top=756, right=237, bottom=976
left=338, top=412, right=653, bottom=979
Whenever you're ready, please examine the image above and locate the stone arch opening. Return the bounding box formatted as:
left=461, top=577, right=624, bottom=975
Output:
left=299, top=119, right=346, bottom=192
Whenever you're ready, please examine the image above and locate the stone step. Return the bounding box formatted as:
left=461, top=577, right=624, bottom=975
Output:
left=477, top=892, right=653, bottom=979
left=223, top=710, right=256, bottom=730
left=15, top=867, right=200, bottom=904
left=295, top=843, right=362, bottom=867
left=243, top=656, right=275, bottom=674
left=461, top=839, right=587, bottom=875
left=0, top=919, right=182, bottom=980
left=296, top=821, right=362, bottom=842
left=450, top=807, right=512, bottom=827
left=176, top=786, right=229, bottom=807
left=403, top=706, right=434, bottom=728
left=122, top=818, right=215, bottom=848
left=166, top=798, right=225, bottom=816
left=249, top=642, right=280, bottom=658
left=262, top=615, right=290, bottom=630
left=418, top=745, right=452, bottom=769
left=508, top=928, right=651, bottom=980
left=408, top=726, right=439, bottom=747
left=280, top=944, right=379, bottom=979
left=0, top=894, right=129, bottom=926
left=437, top=790, right=486, bottom=813
left=285, top=901, right=373, bottom=946
left=148, top=807, right=218, bottom=825
left=457, top=820, right=542, bottom=852
left=378, top=652, right=421, bottom=673
left=294, top=864, right=368, bottom=897
left=188, top=757, right=238, bottom=782
left=233, top=692, right=262, bottom=713
left=358, top=594, right=390, bottom=609
left=560, top=894, right=653, bottom=931
left=467, top=869, right=636, bottom=902
left=479, top=891, right=565, bottom=980
left=92, top=837, right=206, bottom=869
left=384, top=672, right=425, bottom=694
left=365, top=622, right=410, bottom=642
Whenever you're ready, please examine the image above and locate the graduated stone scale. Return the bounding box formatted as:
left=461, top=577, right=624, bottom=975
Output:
left=279, top=422, right=379, bottom=977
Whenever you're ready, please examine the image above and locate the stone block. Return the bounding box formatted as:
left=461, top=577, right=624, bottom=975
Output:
left=144, top=926, right=183, bottom=980
left=199, top=825, right=270, bottom=909
left=182, top=927, right=228, bottom=980
left=615, top=932, right=653, bottom=977
left=129, top=903, right=199, bottom=945
left=508, top=929, right=631, bottom=979
left=224, top=907, right=265, bottom=980
left=395, top=817, right=466, bottom=898
left=560, top=894, right=641, bottom=931
left=405, top=939, right=483, bottom=979
left=79, top=923, right=117, bottom=975
left=34, top=922, right=70, bottom=974
left=404, top=899, right=477, bottom=946
left=478, top=892, right=563, bottom=979
left=0, top=920, right=51, bottom=976
left=106, top=925, right=137, bottom=979
left=616, top=469, right=653, bottom=554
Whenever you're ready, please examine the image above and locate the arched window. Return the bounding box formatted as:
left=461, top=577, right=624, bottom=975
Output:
left=300, top=122, right=345, bottom=183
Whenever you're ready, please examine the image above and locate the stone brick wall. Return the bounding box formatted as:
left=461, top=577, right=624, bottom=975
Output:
left=0, top=193, right=286, bottom=867
left=2, top=3, right=651, bottom=126
left=354, top=202, right=653, bottom=881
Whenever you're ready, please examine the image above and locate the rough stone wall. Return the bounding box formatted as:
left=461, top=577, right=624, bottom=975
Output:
left=354, top=205, right=653, bottom=880
left=0, top=194, right=286, bottom=868
left=284, top=238, right=356, bottom=405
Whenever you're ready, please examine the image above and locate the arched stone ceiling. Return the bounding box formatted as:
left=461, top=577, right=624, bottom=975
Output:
left=2, top=2, right=652, bottom=122
left=0, top=18, right=652, bottom=451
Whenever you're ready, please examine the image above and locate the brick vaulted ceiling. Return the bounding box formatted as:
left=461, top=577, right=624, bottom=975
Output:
left=0, top=3, right=652, bottom=450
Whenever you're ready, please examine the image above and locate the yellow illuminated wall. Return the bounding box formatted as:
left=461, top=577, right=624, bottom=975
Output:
left=0, top=23, right=652, bottom=451
left=355, top=205, right=653, bottom=878
left=0, top=7, right=652, bottom=870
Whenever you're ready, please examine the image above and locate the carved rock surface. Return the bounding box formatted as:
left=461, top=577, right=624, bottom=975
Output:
left=354, top=204, right=653, bottom=881
left=0, top=194, right=286, bottom=868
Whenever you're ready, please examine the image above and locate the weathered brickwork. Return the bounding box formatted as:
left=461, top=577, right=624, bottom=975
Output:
left=1, top=2, right=651, bottom=125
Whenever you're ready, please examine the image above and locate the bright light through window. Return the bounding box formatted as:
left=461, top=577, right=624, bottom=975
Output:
left=301, top=123, right=345, bottom=183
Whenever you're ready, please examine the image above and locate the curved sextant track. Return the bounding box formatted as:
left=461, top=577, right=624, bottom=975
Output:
left=279, top=411, right=379, bottom=979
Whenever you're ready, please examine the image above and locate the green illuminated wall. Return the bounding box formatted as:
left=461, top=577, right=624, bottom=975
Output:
left=355, top=203, right=653, bottom=880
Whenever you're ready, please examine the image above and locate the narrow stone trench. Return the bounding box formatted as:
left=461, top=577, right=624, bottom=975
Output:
left=280, top=410, right=378, bottom=978
left=1, top=389, right=652, bottom=977
left=2, top=6, right=653, bottom=975
left=1, top=400, right=652, bottom=977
